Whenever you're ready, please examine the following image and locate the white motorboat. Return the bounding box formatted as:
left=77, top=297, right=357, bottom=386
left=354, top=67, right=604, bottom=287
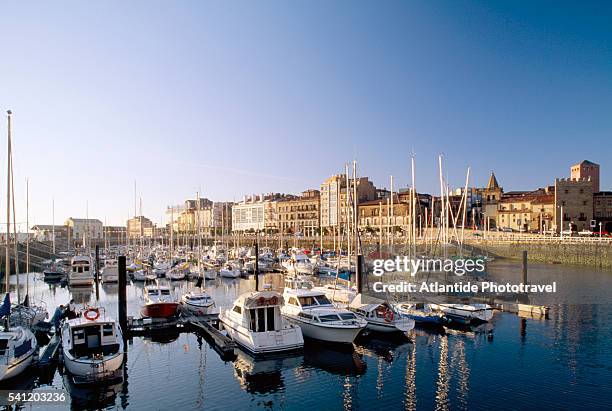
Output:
left=101, top=258, right=119, bottom=283
left=61, top=306, right=124, bottom=384
left=312, top=283, right=357, bottom=305
left=180, top=290, right=215, bottom=316
left=69, top=255, right=95, bottom=286
left=282, top=253, right=315, bottom=276
left=429, top=303, right=494, bottom=323
left=133, top=269, right=156, bottom=282
left=219, top=289, right=303, bottom=354
left=219, top=262, right=241, bottom=278
left=0, top=325, right=37, bottom=381
left=394, top=302, right=445, bottom=325
left=281, top=277, right=366, bottom=344
left=349, top=294, right=414, bottom=333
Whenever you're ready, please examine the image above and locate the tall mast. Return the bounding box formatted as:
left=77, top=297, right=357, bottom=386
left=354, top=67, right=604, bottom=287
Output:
left=52, top=198, right=55, bottom=254
left=345, top=164, right=351, bottom=261
left=5, top=111, right=12, bottom=295
left=353, top=160, right=358, bottom=255
left=26, top=179, right=30, bottom=295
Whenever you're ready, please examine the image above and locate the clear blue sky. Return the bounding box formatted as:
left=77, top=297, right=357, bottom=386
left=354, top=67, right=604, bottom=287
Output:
left=1, top=1, right=610, bottom=227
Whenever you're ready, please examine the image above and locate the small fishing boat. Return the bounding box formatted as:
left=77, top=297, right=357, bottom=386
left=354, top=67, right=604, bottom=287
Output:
left=349, top=295, right=414, bottom=334
left=394, top=302, right=445, bottom=325
left=180, top=291, right=215, bottom=316
left=60, top=306, right=124, bottom=384
left=429, top=303, right=494, bottom=323
left=141, top=284, right=179, bottom=318
left=220, top=289, right=303, bottom=354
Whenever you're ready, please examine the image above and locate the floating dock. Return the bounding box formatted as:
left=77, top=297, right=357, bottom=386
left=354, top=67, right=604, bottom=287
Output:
left=38, top=333, right=61, bottom=367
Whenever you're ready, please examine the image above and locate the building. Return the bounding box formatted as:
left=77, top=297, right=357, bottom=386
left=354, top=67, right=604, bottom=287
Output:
left=496, top=193, right=554, bottom=232
left=65, top=218, right=103, bottom=243
left=482, top=172, right=503, bottom=228
left=30, top=225, right=69, bottom=242
left=276, top=190, right=320, bottom=235
left=320, top=174, right=377, bottom=230
left=571, top=160, right=600, bottom=193
left=103, top=226, right=127, bottom=244
left=196, top=202, right=233, bottom=236
left=554, top=178, right=593, bottom=232
left=127, top=216, right=154, bottom=238
left=358, top=195, right=410, bottom=234
left=593, top=191, right=612, bottom=233
left=232, top=193, right=287, bottom=232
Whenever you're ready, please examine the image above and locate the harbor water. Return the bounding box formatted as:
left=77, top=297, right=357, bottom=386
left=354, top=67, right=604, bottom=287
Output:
left=2, top=261, right=611, bottom=410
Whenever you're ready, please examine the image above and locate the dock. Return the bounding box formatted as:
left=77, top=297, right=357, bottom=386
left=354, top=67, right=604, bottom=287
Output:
left=38, top=333, right=61, bottom=367
left=126, top=313, right=235, bottom=358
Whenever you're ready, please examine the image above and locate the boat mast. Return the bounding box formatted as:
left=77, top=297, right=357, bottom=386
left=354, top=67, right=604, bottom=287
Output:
left=26, top=178, right=29, bottom=296
left=52, top=197, right=55, bottom=255
left=9, top=113, right=19, bottom=302
left=5, top=111, right=12, bottom=295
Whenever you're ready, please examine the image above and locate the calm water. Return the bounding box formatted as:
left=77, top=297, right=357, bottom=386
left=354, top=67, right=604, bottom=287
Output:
left=2, top=262, right=612, bottom=411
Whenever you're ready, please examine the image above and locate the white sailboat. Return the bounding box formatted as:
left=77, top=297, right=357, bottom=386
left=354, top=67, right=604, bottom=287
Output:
left=429, top=303, right=494, bottom=323
left=348, top=294, right=414, bottom=334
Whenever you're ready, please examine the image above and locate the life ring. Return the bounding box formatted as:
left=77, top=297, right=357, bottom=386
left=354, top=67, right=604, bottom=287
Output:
left=258, top=296, right=266, bottom=306
left=384, top=309, right=394, bottom=323
left=270, top=296, right=278, bottom=305
left=84, top=308, right=100, bottom=321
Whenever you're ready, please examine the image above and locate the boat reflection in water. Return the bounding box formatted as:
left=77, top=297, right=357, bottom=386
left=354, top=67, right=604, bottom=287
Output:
left=62, top=369, right=125, bottom=410
left=233, top=347, right=303, bottom=394
left=302, top=342, right=366, bottom=376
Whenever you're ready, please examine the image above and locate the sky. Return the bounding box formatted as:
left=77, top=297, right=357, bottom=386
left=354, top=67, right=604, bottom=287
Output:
left=0, top=0, right=611, bottom=228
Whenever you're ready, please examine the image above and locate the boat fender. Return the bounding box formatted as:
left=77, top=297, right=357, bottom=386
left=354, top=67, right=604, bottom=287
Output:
left=84, top=308, right=100, bottom=321
left=384, top=310, right=394, bottom=323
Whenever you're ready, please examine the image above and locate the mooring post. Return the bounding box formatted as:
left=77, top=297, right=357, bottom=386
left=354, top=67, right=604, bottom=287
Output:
left=521, top=250, right=528, bottom=284
left=255, top=241, right=259, bottom=291
left=356, top=254, right=363, bottom=294
left=118, top=255, right=127, bottom=334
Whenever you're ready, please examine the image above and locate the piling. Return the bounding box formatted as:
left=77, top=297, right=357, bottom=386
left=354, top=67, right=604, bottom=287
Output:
left=118, top=256, right=127, bottom=334
left=521, top=250, right=528, bottom=284
left=356, top=254, right=363, bottom=294
left=255, top=242, right=259, bottom=291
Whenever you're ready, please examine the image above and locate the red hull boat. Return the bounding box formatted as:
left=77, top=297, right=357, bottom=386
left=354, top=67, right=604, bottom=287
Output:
left=141, top=302, right=179, bottom=318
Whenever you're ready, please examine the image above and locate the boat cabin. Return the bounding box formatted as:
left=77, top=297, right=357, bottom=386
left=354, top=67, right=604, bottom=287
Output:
left=66, top=313, right=120, bottom=358
left=231, top=291, right=284, bottom=333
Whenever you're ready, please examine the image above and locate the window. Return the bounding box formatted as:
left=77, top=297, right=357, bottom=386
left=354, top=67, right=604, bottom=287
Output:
left=233, top=305, right=242, bottom=314
left=257, top=308, right=266, bottom=332
left=298, top=296, right=317, bottom=307
left=339, top=313, right=357, bottom=320
left=314, top=295, right=332, bottom=305
left=288, top=297, right=298, bottom=306
left=266, top=307, right=275, bottom=331
left=298, top=312, right=313, bottom=320
left=103, top=324, right=114, bottom=337
left=319, top=314, right=341, bottom=322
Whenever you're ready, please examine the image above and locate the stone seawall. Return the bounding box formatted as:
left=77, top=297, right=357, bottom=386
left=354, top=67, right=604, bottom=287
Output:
left=464, top=240, right=612, bottom=270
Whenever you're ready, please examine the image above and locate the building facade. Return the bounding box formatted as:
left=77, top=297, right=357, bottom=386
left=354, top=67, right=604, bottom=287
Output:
left=320, top=174, right=377, bottom=230
left=593, top=191, right=612, bottom=233
left=232, top=193, right=287, bottom=232
left=554, top=178, right=593, bottom=232
left=127, top=216, right=154, bottom=238
left=276, top=190, right=320, bottom=235
left=65, top=218, right=103, bottom=242
left=496, top=194, right=554, bottom=232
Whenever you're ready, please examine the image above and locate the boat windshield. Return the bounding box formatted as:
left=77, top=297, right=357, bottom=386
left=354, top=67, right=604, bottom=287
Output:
left=338, top=312, right=357, bottom=320
left=161, top=290, right=171, bottom=296
left=298, top=296, right=317, bottom=307
left=314, top=295, right=332, bottom=305
left=318, top=314, right=341, bottom=322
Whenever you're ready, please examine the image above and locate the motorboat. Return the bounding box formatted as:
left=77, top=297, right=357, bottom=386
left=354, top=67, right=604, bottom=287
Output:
left=219, top=289, right=303, bottom=354
left=312, top=283, right=357, bottom=305
left=219, top=262, right=241, bottom=279
left=141, top=284, right=179, bottom=318
left=281, top=277, right=366, bottom=344
left=394, top=302, right=445, bottom=325
left=43, top=262, right=66, bottom=281
left=101, top=258, right=119, bottom=283
left=429, top=303, right=494, bottom=323
left=60, top=306, right=124, bottom=384
left=180, top=290, right=215, bottom=316
left=348, top=294, right=414, bottom=333
left=133, top=269, right=156, bottom=282
left=153, top=261, right=170, bottom=277
left=69, top=255, right=95, bottom=286
left=282, top=253, right=315, bottom=276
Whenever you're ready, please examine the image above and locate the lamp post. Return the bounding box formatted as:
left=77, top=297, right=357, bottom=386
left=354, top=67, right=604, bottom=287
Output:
left=599, top=222, right=602, bottom=238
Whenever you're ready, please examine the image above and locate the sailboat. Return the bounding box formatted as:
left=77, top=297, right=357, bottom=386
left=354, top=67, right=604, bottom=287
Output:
left=0, top=110, right=38, bottom=381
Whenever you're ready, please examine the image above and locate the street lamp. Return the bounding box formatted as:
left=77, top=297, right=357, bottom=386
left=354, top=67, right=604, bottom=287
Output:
left=599, top=222, right=603, bottom=238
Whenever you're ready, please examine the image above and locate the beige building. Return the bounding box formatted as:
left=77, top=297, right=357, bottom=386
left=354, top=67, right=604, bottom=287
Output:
left=277, top=190, right=320, bottom=235
left=65, top=218, right=103, bottom=242
left=554, top=178, right=593, bottom=232
left=320, top=174, right=377, bottom=230
left=571, top=160, right=600, bottom=193
left=482, top=172, right=502, bottom=228
left=497, top=194, right=554, bottom=232
left=232, top=193, right=287, bottom=232
left=127, top=216, right=154, bottom=238
left=593, top=191, right=612, bottom=233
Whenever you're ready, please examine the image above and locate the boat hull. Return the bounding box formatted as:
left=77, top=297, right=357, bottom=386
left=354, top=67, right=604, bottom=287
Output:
left=0, top=348, right=35, bottom=381
left=220, top=314, right=303, bottom=354
left=141, top=302, right=179, bottom=318
left=63, top=352, right=124, bottom=384
left=283, top=315, right=363, bottom=344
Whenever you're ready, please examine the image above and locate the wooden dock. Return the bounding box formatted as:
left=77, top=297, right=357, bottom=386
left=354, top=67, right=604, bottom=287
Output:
left=38, top=333, right=61, bottom=367
left=126, top=313, right=235, bottom=358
